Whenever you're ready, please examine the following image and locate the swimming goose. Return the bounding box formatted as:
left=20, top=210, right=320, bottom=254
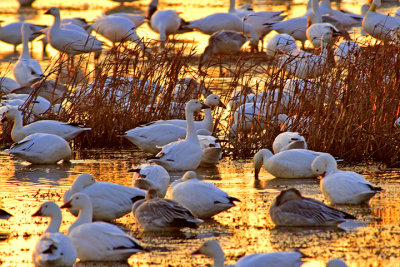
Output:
left=187, top=13, right=258, bottom=46
left=0, top=77, right=19, bottom=93
left=192, top=239, right=304, bottom=267
left=311, top=153, right=382, bottom=205
left=61, top=193, right=145, bottom=261
left=253, top=148, right=321, bottom=180
left=147, top=0, right=190, bottom=48
left=13, top=23, right=44, bottom=87
left=362, top=0, right=400, bottom=42
left=266, top=33, right=298, bottom=57
left=269, top=188, right=356, bottom=227
left=92, top=15, right=145, bottom=49
left=272, top=131, right=307, bottom=154
left=1, top=106, right=91, bottom=142
left=0, top=209, right=12, bottom=220
left=4, top=133, right=72, bottom=164
left=44, top=7, right=103, bottom=57
left=199, top=30, right=248, bottom=68
left=130, top=164, right=170, bottom=198
left=132, top=188, right=203, bottom=231
left=64, top=173, right=146, bottom=221
left=333, top=40, right=360, bottom=67
left=0, top=22, right=45, bottom=53
left=149, top=100, right=209, bottom=171
left=31, top=201, right=77, bottom=267
left=171, top=171, right=240, bottom=219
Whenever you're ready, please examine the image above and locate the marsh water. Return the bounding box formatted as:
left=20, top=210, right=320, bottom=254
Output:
left=1, top=0, right=400, bottom=266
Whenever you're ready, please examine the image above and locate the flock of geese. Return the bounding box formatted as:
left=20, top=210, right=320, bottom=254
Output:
left=0, top=0, right=398, bottom=266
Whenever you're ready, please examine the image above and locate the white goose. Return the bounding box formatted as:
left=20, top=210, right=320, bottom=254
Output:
left=44, top=7, right=103, bottom=57
left=333, top=40, right=360, bottom=67
left=13, top=23, right=44, bottom=87
left=192, top=239, right=304, bottom=267
left=130, top=164, right=170, bottom=198
left=272, top=131, right=307, bottom=154
left=63, top=173, right=146, bottom=221
left=61, top=193, right=144, bottom=261
left=362, top=0, right=400, bottom=42
left=149, top=100, right=209, bottom=171
left=311, top=153, right=382, bottom=205
left=4, top=133, right=72, bottom=164
left=171, top=171, right=240, bottom=219
left=1, top=93, right=51, bottom=117
left=269, top=188, right=356, bottom=227
left=266, top=33, right=298, bottom=57
left=132, top=188, right=203, bottom=231
left=1, top=106, right=91, bottom=142
left=0, top=22, right=45, bottom=53
left=198, top=135, right=222, bottom=166
left=31, top=201, right=77, bottom=267
left=111, top=13, right=146, bottom=28
left=316, top=0, right=362, bottom=29
left=92, top=15, right=145, bottom=49
left=253, top=148, right=321, bottom=180
left=0, top=77, right=20, bottom=93
left=199, top=30, right=248, bottom=67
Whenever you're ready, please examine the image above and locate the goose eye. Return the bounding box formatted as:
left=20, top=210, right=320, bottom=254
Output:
left=44, top=205, right=48, bottom=208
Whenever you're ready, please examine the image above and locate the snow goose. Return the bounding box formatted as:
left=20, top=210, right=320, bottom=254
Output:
left=44, top=7, right=103, bottom=57
left=272, top=131, right=307, bottom=154
left=199, top=30, right=248, bottom=68
left=147, top=0, right=190, bottom=48
left=198, top=135, right=222, bottom=166
left=253, top=148, right=321, bottom=180
left=362, top=0, right=400, bottom=42
left=13, top=23, right=44, bottom=87
left=61, top=193, right=145, bottom=261
left=4, top=133, right=72, bottom=164
left=111, top=13, right=146, bottom=28
left=0, top=209, right=12, bottom=220
left=266, top=33, right=298, bottom=57
left=132, top=188, right=203, bottom=231
left=130, top=164, right=170, bottom=198
left=64, top=173, right=146, bottom=221
left=149, top=100, right=209, bottom=171
left=1, top=93, right=51, bottom=117
left=1, top=106, right=91, bottom=142
left=92, top=15, right=145, bottom=49
left=0, top=77, right=19, bottom=93
left=31, top=201, right=77, bottom=267
left=171, top=171, right=240, bottom=219
left=192, top=239, right=304, bottom=267
left=333, top=40, right=360, bottom=67
left=187, top=13, right=258, bottom=46
left=0, top=22, right=45, bottom=53
left=311, top=153, right=382, bottom=205
left=269, top=188, right=356, bottom=227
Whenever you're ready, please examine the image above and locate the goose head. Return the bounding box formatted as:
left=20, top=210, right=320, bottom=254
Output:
left=60, top=192, right=91, bottom=210
left=253, top=149, right=273, bottom=180
left=274, top=188, right=303, bottom=206
left=311, top=153, right=337, bottom=177
left=185, top=99, right=209, bottom=114
left=204, top=94, right=226, bottom=109
left=131, top=165, right=170, bottom=198
left=145, top=188, right=158, bottom=200
left=71, top=173, right=96, bottom=192
left=44, top=7, right=60, bottom=17
left=1, top=106, right=20, bottom=122
left=192, top=239, right=225, bottom=264
left=32, top=201, right=60, bottom=217
left=182, top=171, right=198, bottom=181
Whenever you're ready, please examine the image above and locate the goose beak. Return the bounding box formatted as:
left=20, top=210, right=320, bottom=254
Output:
left=31, top=208, right=42, bottom=217
left=60, top=200, right=72, bottom=209
left=201, top=103, right=210, bottom=109
left=44, top=9, right=51, bottom=15
left=191, top=249, right=202, bottom=255
left=218, top=100, right=226, bottom=109
left=128, top=168, right=141, bottom=173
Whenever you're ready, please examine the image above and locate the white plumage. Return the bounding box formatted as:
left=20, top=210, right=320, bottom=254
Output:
left=272, top=131, right=307, bottom=154
left=131, top=164, right=170, bottom=198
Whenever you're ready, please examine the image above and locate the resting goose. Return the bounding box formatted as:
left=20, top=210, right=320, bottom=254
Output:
left=171, top=171, right=240, bottom=219
left=1, top=106, right=91, bottom=142
left=311, top=153, right=382, bottom=205
left=198, top=135, right=222, bottom=166
left=4, top=133, right=72, bottom=164
left=192, top=239, right=304, bottom=267
left=132, top=188, right=203, bottom=231
left=61, top=193, right=145, bottom=261
left=253, top=148, right=321, bottom=180
left=266, top=33, right=298, bottom=57
left=31, top=201, right=77, bottom=267
left=0, top=22, right=45, bottom=53
left=149, top=100, right=209, bottom=171
left=44, top=7, right=103, bottom=57
left=269, top=188, right=356, bottom=227
left=0, top=209, right=12, bottom=220
left=13, top=23, right=44, bottom=87
left=272, top=132, right=307, bottom=154
left=0, top=77, right=19, bottom=93
left=64, top=173, right=146, bottom=221
left=130, top=164, right=170, bottom=198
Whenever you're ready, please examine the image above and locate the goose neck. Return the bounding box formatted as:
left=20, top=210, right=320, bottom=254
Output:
left=46, top=210, right=62, bottom=233
left=324, top=155, right=338, bottom=174
left=310, top=0, right=322, bottom=23
left=21, top=25, right=30, bottom=59
left=11, top=112, right=24, bottom=138
left=68, top=205, right=92, bottom=234
left=211, top=250, right=225, bottom=267
left=51, top=13, right=61, bottom=30
left=202, top=108, right=213, bottom=132
left=228, top=0, right=235, bottom=13
left=185, top=109, right=199, bottom=143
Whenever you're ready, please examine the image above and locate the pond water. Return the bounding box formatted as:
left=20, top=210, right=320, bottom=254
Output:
left=1, top=0, right=400, bottom=266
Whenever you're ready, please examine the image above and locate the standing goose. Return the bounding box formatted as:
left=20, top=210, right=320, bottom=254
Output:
left=149, top=100, right=209, bottom=171
left=253, top=148, right=321, bottom=180
left=4, top=133, right=72, bottom=164
left=13, top=23, right=44, bottom=87
left=63, top=173, right=146, bottom=221
left=269, top=188, right=356, bottom=227
left=311, top=153, right=382, bottom=205
left=1, top=106, right=91, bottom=142
left=44, top=7, right=103, bottom=58
left=272, top=131, right=307, bottom=154
left=171, top=171, right=240, bottom=219
left=61, top=193, right=145, bottom=261
left=132, top=188, right=203, bottom=231
left=130, top=164, right=170, bottom=198
left=32, top=201, right=77, bottom=267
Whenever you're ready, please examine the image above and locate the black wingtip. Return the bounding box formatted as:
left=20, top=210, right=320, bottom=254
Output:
left=131, top=195, right=145, bottom=204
